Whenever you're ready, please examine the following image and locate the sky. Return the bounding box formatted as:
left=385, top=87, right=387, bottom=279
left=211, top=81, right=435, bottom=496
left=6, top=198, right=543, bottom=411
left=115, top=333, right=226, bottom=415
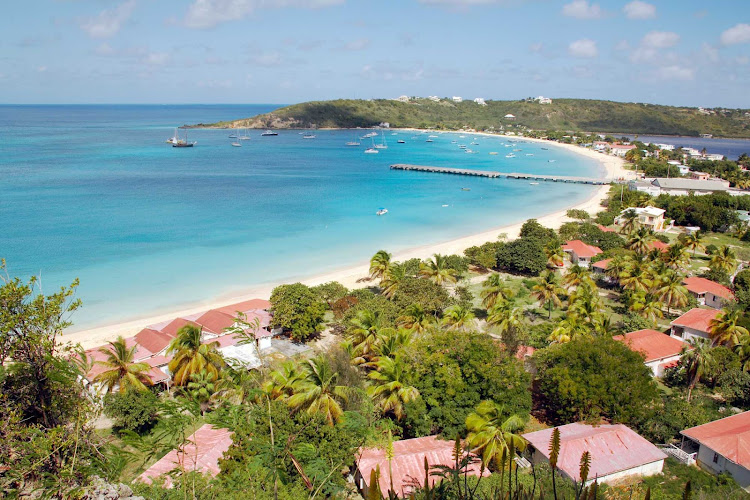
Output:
left=1, top=0, right=748, bottom=107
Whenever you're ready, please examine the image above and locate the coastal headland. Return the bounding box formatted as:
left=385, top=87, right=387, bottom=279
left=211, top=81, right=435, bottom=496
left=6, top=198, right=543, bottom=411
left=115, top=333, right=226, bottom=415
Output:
left=62, top=132, right=631, bottom=350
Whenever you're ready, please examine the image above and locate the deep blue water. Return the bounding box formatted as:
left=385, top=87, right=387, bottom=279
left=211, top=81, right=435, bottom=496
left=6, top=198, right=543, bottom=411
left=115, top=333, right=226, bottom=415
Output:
left=624, top=134, right=750, bottom=160
left=0, top=105, right=603, bottom=331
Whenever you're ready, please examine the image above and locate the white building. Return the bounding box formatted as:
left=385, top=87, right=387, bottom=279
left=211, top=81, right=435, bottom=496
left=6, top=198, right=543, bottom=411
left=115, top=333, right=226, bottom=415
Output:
left=654, top=143, right=676, bottom=151
left=427, top=95, right=441, bottom=102
left=535, top=96, right=552, bottom=104
left=615, top=206, right=666, bottom=231
left=614, top=329, right=688, bottom=377
left=452, top=96, right=463, bottom=103
left=395, top=95, right=410, bottom=103
left=609, top=144, right=636, bottom=157
left=473, top=97, right=487, bottom=106
left=504, top=113, right=516, bottom=120
left=670, top=308, right=720, bottom=342
left=683, top=277, right=734, bottom=309
left=705, top=153, right=725, bottom=161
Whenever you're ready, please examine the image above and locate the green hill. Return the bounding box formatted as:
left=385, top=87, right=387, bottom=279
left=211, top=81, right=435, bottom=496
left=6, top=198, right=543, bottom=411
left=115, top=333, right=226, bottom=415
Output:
left=195, top=98, right=750, bottom=138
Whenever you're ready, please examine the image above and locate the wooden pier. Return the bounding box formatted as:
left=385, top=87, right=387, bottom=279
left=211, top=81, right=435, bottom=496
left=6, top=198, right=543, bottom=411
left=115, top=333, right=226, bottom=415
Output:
left=390, top=164, right=609, bottom=185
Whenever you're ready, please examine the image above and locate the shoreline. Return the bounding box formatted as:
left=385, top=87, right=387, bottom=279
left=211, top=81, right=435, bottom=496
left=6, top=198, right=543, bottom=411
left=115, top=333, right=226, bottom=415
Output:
left=62, top=136, right=632, bottom=350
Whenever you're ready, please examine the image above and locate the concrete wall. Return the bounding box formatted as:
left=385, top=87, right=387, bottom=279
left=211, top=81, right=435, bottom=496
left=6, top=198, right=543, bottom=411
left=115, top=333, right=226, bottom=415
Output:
left=705, top=292, right=726, bottom=309
left=646, top=354, right=682, bottom=377
left=696, top=444, right=750, bottom=491
left=671, top=325, right=709, bottom=342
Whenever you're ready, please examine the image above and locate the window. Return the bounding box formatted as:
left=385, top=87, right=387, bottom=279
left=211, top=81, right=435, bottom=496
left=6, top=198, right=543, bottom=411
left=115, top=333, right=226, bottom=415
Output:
left=713, top=453, right=719, bottom=464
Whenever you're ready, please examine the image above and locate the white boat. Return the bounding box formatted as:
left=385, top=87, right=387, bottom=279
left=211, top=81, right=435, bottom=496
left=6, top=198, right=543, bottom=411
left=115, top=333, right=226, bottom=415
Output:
left=529, top=182, right=539, bottom=185
left=374, top=130, right=388, bottom=149
left=428, top=135, right=438, bottom=138
left=459, top=135, right=466, bottom=138
left=228, top=133, right=238, bottom=138
left=303, top=132, right=316, bottom=139
left=442, top=204, right=449, bottom=207
left=548, top=159, right=556, bottom=163
left=397, top=139, right=405, bottom=144
left=426, top=139, right=433, bottom=143
left=171, top=128, right=196, bottom=148
left=391, top=132, right=398, bottom=136
left=261, top=130, right=278, bottom=136
left=506, top=153, right=516, bottom=158
left=362, top=131, right=378, bottom=138
left=451, top=140, right=457, bottom=144
left=470, top=142, right=479, bottom=145
left=513, top=148, right=522, bottom=152
left=489, top=152, right=498, bottom=155
left=526, top=153, right=534, bottom=156
left=231, top=141, right=242, bottom=147
left=376, top=208, right=388, bottom=215
left=346, top=131, right=360, bottom=146
left=465, top=149, right=473, bottom=153
left=364, top=148, right=379, bottom=154
left=458, top=144, right=467, bottom=149
left=239, top=128, right=251, bottom=140
left=461, top=187, right=471, bottom=191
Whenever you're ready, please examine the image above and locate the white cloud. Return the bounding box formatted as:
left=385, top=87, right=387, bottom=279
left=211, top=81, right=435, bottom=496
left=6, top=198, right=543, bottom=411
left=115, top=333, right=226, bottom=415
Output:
left=568, top=38, right=598, bottom=58
left=720, top=23, right=750, bottom=46
left=562, top=0, right=602, bottom=19
left=252, top=51, right=283, bottom=67
left=529, top=42, right=543, bottom=53
left=641, top=31, right=680, bottom=49
left=654, top=65, right=694, bottom=81
left=417, top=0, right=518, bottom=4
left=184, top=0, right=344, bottom=29
left=144, top=52, right=170, bottom=65
left=342, top=38, right=370, bottom=51
left=623, top=1, right=655, bottom=20
left=615, top=40, right=630, bottom=51
left=700, top=43, right=719, bottom=63
left=80, top=0, right=136, bottom=38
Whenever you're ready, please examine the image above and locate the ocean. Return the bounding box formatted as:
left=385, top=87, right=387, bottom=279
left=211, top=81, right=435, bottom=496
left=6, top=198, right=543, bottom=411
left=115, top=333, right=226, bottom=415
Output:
left=1, top=104, right=604, bottom=331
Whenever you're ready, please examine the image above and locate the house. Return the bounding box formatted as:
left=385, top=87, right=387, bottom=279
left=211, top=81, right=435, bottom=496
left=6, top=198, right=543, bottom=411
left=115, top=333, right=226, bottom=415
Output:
left=535, top=96, right=552, bottom=104
left=562, top=240, right=602, bottom=268
left=504, top=113, right=516, bottom=120
left=670, top=308, right=719, bottom=342
left=355, top=436, right=486, bottom=498
left=613, top=329, right=688, bottom=377
left=705, top=154, right=725, bottom=161
left=427, top=95, right=441, bottom=102
left=452, top=96, right=463, bottom=103
left=593, top=141, right=609, bottom=151
left=680, top=411, right=750, bottom=491
left=615, top=206, right=666, bottom=232
left=648, top=240, right=669, bottom=253
left=683, top=277, right=734, bottom=309
left=592, top=258, right=611, bottom=276
left=629, top=180, right=662, bottom=197
left=609, top=144, right=636, bottom=157
left=656, top=144, right=676, bottom=151
left=678, top=165, right=690, bottom=175
left=139, top=424, right=233, bottom=487
left=691, top=171, right=711, bottom=181
left=395, top=95, right=410, bottom=103
left=651, top=178, right=733, bottom=196
left=474, top=97, right=487, bottom=106
left=523, top=423, right=666, bottom=485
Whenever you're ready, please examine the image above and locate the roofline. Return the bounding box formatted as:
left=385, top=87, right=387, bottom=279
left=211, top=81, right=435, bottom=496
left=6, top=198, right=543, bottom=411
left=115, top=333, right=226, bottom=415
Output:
left=677, top=436, right=744, bottom=468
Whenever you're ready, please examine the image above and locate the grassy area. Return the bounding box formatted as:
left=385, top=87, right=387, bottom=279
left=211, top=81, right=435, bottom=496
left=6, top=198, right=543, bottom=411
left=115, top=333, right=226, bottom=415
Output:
left=634, top=458, right=750, bottom=500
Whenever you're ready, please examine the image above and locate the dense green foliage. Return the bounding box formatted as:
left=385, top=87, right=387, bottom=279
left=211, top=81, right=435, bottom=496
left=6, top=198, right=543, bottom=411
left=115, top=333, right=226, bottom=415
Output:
left=205, top=98, right=750, bottom=138
left=269, top=283, right=326, bottom=341
left=104, top=390, right=160, bottom=433
left=496, top=238, right=547, bottom=276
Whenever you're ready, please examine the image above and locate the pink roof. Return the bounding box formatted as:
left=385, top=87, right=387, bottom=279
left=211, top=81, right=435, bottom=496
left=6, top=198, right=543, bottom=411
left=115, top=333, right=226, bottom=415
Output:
left=681, top=411, right=750, bottom=468
left=516, top=345, right=536, bottom=359
left=610, top=144, right=636, bottom=150
left=216, top=298, right=271, bottom=316
left=592, top=258, right=611, bottom=270
left=523, top=423, right=666, bottom=481
left=195, top=310, right=236, bottom=335
left=671, top=308, right=720, bottom=333
left=648, top=240, right=669, bottom=253
left=146, top=367, right=170, bottom=384
left=84, top=339, right=154, bottom=381
left=563, top=240, right=603, bottom=259
left=139, top=424, right=233, bottom=486
left=597, top=224, right=615, bottom=233
left=613, top=329, right=688, bottom=362
left=144, top=354, right=171, bottom=368
left=683, top=277, right=734, bottom=301
left=161, top=318, right=202, bottom=337
left=134, top=328, right=175, bottom=355
left=357, top=436, right=486, bottom=497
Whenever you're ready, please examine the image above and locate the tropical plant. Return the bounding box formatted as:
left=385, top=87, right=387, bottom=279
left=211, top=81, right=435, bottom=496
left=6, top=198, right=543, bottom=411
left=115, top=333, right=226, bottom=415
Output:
left=682, top=338, right=714, bottom=402
left=486, top=300, right=524, bottom=336
left=480, top=273, right=514, bottom=309
left=288, top=356, right=349, bottom=425
left=167, top=324, right=224, bottom=386
left=93, top=336, right=153, bottom=393
left=734, top=333, right=750, bottom=372
left=619, top=208, right=638, bottom=234
left=709, top=307, right=749, bottom=346
left=663, top=244, right=690, bottom=270
left=465, top=401, right=526, bottom=469
left=441, top=304, right=476, bottom=332
left=262, top=360, right=302, bottom=400
left=562, top=265, right=593, bottom=290
left=709, top=245, right=737, bottom=275
left=395, top=304, right=435, bottom=334
left=369, top=250, right=392, bottom=282
left=656, top=275, right=690, bottom=315
left=367, top=355, right=420, bottom=420
left=186, top=369, right=220, bottom=415
left=619, top=258, right=653, bottom=293
left=532, top=271, right=564, bottom=319
left=419, top=254, right=458, bottom=285
left=544, top=240, right=565, bottom=269
left=683, top=232, right=703, bottom=257
left=629, top=292, right=664, bottom=323
left=348, top=309, right=396, bottom=361
left=627, top=227, right=655, bottom=255
left=380, top=262, right=406, bottom=299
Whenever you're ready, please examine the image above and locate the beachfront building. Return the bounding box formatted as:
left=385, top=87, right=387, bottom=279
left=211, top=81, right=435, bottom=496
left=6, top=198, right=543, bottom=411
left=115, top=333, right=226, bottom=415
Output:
left=613, top=329, right=688, bottom=377
left=691, top=171, right=711, bottom=181
left=683, top=277, right=734, bottom=309
left=523, top=423, right=667, bottom=486
left=562, top=240, right=602, bottom=268
left=427, top=95, right=441, bottom=102
left=139, top=424, right=233, bottom=486
left=355, top=436, right=485, bottom=498
left=653, top=178, right=733, bottom=196
left=474, top=97, right=487, bottom=106
left=614, top=206, right=666, bottom=232
left=452, top=96, right=463, bottom=103
left=504, top=113, right=516, bottom=120
left=670, top=308, right=719, bottom=342
left=609, top=144, right=636, bottom=157
left=680, top=412, right=750, bottom=491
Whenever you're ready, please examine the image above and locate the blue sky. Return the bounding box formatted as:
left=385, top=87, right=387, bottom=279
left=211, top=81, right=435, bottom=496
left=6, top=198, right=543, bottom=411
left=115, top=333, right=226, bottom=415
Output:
left=1, top=0, right=748, bottom=107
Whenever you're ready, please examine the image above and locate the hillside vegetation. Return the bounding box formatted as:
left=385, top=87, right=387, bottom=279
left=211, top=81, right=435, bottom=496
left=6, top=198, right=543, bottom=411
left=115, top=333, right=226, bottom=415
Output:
left=197, top=98, right=750, bottom=138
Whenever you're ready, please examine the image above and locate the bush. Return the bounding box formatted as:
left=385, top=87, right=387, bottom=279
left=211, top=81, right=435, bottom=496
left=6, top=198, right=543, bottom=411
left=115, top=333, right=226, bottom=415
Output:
left=705, top=244, right=718, bottom=255
left=103, top=390, right=159, bottom=433
left=654, top=233, right=670, bottom=243
left=718, top=368, right=750, bottom=408
left=496, top=239, right=547, bottom=276
left=311, top=281, right=349, bottom=309
left=621, top=313, right=655, bottom=333
left=566, top=209, right=589, bottom=220
left=594, top=211, right=615, bottom=226
left=464, top=242, right=498, bottom=270
left=393, top=277, right=451, bottom=315
left=444, top=254, right=469, bottom=277
left=519, top=219, right=557, bottom=245
left=270, top=283, right=326, bottom=341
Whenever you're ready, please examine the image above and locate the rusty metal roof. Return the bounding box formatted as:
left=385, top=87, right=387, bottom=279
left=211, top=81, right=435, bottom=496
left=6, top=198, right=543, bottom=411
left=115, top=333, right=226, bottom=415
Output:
left=613, top=329, right=688, bottom=363
left=681, top=411, right=750, bottom=469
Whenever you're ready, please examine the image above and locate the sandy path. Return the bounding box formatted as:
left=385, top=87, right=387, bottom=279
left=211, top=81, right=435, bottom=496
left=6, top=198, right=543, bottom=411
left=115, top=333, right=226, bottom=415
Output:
left=62, top=137, right=631, bottom=350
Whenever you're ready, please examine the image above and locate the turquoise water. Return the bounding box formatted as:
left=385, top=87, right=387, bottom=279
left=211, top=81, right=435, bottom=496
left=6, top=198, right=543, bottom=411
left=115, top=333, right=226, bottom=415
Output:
left=0, top=105, right=603, bottom=331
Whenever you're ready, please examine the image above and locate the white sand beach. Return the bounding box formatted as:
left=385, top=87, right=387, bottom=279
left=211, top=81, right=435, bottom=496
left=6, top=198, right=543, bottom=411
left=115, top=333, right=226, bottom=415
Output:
left=62, top=139, right=632, bottom=350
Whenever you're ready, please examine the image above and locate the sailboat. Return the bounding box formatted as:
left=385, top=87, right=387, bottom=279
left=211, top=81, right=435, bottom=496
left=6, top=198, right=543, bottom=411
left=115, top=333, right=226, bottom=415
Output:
left=364, top=137, right=379, bottom=154
left=239, top=128, right=251, bottom=140
left=346, top=131, right=361, bottom=146
left=171, top=128, right=196, bottom=148
left=374, top=130, right=388, bottom=149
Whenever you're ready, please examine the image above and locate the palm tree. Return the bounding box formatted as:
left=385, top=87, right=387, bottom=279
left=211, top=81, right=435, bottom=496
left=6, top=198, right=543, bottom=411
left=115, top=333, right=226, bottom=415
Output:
left=186, top=369, right=220, bottom=415
left=547, top=318, right=589, bottom=344
left=288, top=357, right=349, bottom=425
left=532, top=271, right=564, bottom=319
left=619, top=209, right=638, bottom=235
left=629, top=292, right=664, bottom=324
left=369, top=250, right=392, bottom=282
left=486, top=300, right=523, bottom=336
left=562, top=265, right=593, bottom=291
left=381, top=262, right=406, bottom=299
left=568, top=283, right=602, bottom=326
left=605, top=255, right=628, bottom=282
left=263, top=360, right=302, bottom=400
left=396, top=304, right=435, bottom=334
left=370, top=329, right=414, bottom=362
left=683, top=232, right=704, bottom=257
left=657, top=276, right=689, bottom=315
left=710, top=246, right=737, bottom=275
left=709, top=308, right=749, bottom=346
left=663, top=244, right=690, bottom=270
left=734, top=333, right=750, bottom=371
left=619, top=259, right=653, bottom=293
left=480, top=274, right=514, bottom=309
left=441, top=304, right=476, bottom=332
left=627, top=227, right=655, bottom=255
left=465, top=401, right=527, bottom=469
left=419, top=254, right=458, bottom=285
left=367, top=356, right=420, bottom=420
left=94, top=336, right=153, bottom=393
left=167, top=324, right=225, bottom=386
left=683, top=338, right=714, bottom=402
left=544, top=241, right=565, bottom=269
left=348, top=309, right=395, bottom=361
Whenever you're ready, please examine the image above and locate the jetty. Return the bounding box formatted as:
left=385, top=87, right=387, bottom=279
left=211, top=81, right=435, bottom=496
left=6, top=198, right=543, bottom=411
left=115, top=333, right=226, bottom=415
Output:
left=390, top=164, right=609, bottom=185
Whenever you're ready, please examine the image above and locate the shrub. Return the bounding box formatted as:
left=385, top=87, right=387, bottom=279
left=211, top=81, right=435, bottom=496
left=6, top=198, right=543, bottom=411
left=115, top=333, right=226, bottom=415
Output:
left=103, top=390, right=159, bottom=433
left=718, top=368, right=750, bottom=408
left=621, top=312, right=654, bottom=333
left=566, top=209, right=589, bottom=220
left=594, top=211, right=615, bottom=226
left=705, top=244, right=718, bottom=255
left=270, top=283, right=326, bottom=341
left=496, top=239, right=547, bottom=276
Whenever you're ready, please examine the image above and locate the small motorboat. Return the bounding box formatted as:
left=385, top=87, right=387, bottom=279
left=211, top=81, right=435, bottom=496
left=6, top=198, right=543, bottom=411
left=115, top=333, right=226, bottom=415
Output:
left=228, top=133, right=238, bottom=138
left=442, top=204, right=449, bottom=207
left=526, top=153, right=534, bottom=156
left=530, top=182, right=539, bottom=185
left=426, top=139, right=433, bottom=143
left=261, top=130, right=278, bottom=136
left=541, top=147, right=549, bottom=150
left=461, top=188, right=471, bottom=191
left=364, top=148, right=379, bottom=154
left=548, top=159, right=556, bottom=163
left=506, top=153, right=516, bottom=158
left=397, top=139, right=405, bottom=144
left=231, top=141, right=242, bottom=147
left=303, top=133, right=316, bottom=139
left=451, top=140, right=457, bottom=144
left=489, top=152, right=498, bottom=155
left=376, top=208, right=388, bottom=215
left=458, top=144, right=467, bottom=149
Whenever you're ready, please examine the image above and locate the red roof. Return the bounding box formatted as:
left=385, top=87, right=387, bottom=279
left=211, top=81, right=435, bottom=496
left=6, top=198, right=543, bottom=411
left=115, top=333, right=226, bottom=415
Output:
left=523, top=423, right=667, bottom=481
left=357, top=436, right=486, bottom=497
left=671, top=308, right=720, bottom=333
left=216, top=298, right=271, bottom=316
left=144, top=354, right=171, bottom=368
left=160, top=318, right=202, bottom=337
left=562, top=240, right=603, bottom=259
left=610, top=144, right=636, bottom=150
left=139, top=424, right=233, bottom=486
left=592, top=258, right=611, bottom=270
left=146, top=367, right=170, bottom=384
left=516, top=345, right=536, bottom=360
left=648, top=240, right=669, bottom=252
left=134, top=328, right=175, bottom=355
left=681, top=411, right=750, bottom=469
left=597, top=224, right=615, bottom=233
left=683, top=277, right=734, bottom=301
left=195, top=310, right=236, bottom=335
left=613, top=329, right=688, bottom=362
